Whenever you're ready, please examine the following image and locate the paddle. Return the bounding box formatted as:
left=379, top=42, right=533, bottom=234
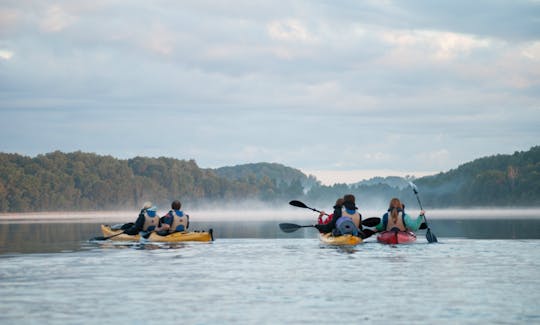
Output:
left=279, top=217, right=381, bottom=233
left=289, top=200, right=329, bottom=215
left=279, top=223, right=316, bottom=233
left=409, top=182, right=438, bottom=243
left=91, top=229, right=160, bottom=241
left=361, top=228, right=377, bottom=239
left=90, top=231, right=126, bottom=241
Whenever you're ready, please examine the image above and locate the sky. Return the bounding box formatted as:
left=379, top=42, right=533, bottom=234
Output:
left=0, top=1, right=539, bottom=185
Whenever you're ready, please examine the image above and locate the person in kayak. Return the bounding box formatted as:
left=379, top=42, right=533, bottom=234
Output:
left=123, top=202, right=160, bottom=236
left=373, top=198, right=425, bottom=233
left=315, top=194, right=364, bottom=238
left=315, top=198, right=343, bottom=233
left=155, top=200, right=190, bottom=236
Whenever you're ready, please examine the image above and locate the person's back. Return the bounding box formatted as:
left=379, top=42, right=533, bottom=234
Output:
left=124, top=202, right=158, bottom=235
left=316, top=195, right=364, bottom=237
left=333, top=194, right=363, bottom=237
left=375, top=198, right=425, bottom=233
left=156, top=200, right=190, bottom=236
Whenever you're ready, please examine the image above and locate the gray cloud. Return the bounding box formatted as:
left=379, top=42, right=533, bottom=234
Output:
left=0, top=0, right=539, bottom=182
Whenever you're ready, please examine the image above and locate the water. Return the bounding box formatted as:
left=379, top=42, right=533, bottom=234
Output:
left=1, top=214, right=540, bottom=324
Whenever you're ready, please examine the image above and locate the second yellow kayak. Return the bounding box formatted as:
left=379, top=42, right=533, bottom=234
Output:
left=100, top=225, right=213, bottom=242
left=319, top=233, right=362, bottom=246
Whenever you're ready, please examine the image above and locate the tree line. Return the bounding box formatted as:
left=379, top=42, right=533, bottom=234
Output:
left=0, top=146, right=538, bottom=212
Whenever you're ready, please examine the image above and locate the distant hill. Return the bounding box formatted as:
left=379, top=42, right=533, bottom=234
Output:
left=414, top=146, right=540, bottom=207
left=352, top=176, right=416, bottom=189
left=214, top=162, right=319, bottom=189
left=304, top=146, right=540, bottom=208
left=0, top=146, right=538, bottom=212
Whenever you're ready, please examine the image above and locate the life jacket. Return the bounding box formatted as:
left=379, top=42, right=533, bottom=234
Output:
left=142, top=209, right=159, bottom=231
left=334, top=208, right=361, bottom=236
left=382, top=210, right=407, bottom=231
left=342, top=208, right=361, bottom=228
left=169, top=209, right=189, bottom=233
left=318, top=214, right=333, bottom=225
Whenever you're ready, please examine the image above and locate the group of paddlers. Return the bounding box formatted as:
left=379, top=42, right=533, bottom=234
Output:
left=314, top=194, right=425, bottom=239
left=111, top=200, right=190, bottom=236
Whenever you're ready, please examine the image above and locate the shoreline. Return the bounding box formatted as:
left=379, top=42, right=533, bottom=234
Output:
left=1, top=208, right=540, bottom=224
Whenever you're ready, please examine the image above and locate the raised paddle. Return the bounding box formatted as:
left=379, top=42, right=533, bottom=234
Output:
left=409, top=182, right=438, bottom=243
left=289, top=200, right=329, bottom=215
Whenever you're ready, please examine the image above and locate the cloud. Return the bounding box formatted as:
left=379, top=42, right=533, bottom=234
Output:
left=267, top=19, right=314, bottom=42
left=380, top=29, right=492, bottom=62
left=522, top=41, right=540, bottom=61
left=0, top=1, right=538, bottom=182
left=0, top=50, right=14, bottom=60
left=39, top=5, right=77, bottom=32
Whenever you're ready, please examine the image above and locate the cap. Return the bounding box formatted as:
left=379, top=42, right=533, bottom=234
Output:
left=142, top=201, right=152, bottom=209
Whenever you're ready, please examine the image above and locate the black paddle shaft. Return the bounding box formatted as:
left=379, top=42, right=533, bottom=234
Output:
left=289, top=200, right=329, bottom=215
left=410, top=184, right=438, bottom=243
left=413, top=188, right=424, bottom=210
left=91, top=231, right=126, bottom=241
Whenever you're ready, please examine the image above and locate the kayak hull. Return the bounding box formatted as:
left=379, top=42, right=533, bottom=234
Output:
left=100, top=225, right=213, bottom=242
left=377, top=230, right=416, bottom=245
left=319, top=233, right=362, bottom=246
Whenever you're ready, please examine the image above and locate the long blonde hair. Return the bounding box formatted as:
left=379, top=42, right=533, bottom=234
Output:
left=388, top=198, right=403, bottom=225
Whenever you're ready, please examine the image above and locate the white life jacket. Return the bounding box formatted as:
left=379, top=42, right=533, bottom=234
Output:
left=342, top=208, right=361, bottom=228
left=169, top=210, right=189, bottom=233
left=142, top=209, right=159, bottom=231
left=385, top=211, right=407, bottom=231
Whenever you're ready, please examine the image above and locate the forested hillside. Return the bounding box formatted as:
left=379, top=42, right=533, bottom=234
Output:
left=215, top=162, right=318, bottom=189
left=0, top=146, right=538, bottom=212
left=415, top=146, right=540, bottom=207
left=0, top=152, right=304, bottom=212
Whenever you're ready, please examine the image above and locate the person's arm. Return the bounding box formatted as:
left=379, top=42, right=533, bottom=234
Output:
left=329, top=205, right=342, bottom=228
left=374, top=215, right=385, bottom=232
left=315, top=205, right=342, bottom=233
left=404, top=211, right=425, bottom=231
left=134, top=213, right=145, bottom=231
left=158, top=213, right=173, bottom=231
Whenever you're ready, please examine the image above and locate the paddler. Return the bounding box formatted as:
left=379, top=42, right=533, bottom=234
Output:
left=315, top=194, right=364, bottom=238
left=373, top=198, right=425, bottom=233
left=315, top=198, right=342, bottom=232
left=122, top=201, right=160, bottom=236
left=155, top=200, right=190, bottom=236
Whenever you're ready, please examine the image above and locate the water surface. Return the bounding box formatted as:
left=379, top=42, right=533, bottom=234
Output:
left=0, top=211, right=539, bottom=324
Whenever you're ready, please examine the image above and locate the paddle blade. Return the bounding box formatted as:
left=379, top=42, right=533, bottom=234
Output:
left=426, top=228, right=438, bottom=243
left=90, top=236, right=108, bottom=241
left=362, top=217, right=381, bottom=227
left=361, top=229, right=377, bottom=239
left=279, top=223, right=303, bottom=233
left=289, top=200, right=308, bottom=209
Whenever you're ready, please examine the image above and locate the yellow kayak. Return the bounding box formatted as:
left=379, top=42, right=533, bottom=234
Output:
left=319, top=233, right=362, bottom=246
left=100, top=225, right=213, bottom=242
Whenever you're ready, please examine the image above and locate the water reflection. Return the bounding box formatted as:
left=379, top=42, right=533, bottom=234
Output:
left=88, top=241, right=190, bottom=251
left=0, top=217, right=539, bottom=255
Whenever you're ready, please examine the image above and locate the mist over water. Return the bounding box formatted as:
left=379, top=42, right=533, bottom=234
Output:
left=1, top=208, right=539, bottom=255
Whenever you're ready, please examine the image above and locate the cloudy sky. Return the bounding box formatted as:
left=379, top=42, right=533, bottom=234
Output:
left=1, top=1, right=539, bottom=184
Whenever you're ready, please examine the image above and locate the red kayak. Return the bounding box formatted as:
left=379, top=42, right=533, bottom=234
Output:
left=377, top=230, right=417, bottom=245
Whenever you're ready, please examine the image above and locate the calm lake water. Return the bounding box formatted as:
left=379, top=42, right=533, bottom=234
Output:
left=1, top=211, right=539, bottom=324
